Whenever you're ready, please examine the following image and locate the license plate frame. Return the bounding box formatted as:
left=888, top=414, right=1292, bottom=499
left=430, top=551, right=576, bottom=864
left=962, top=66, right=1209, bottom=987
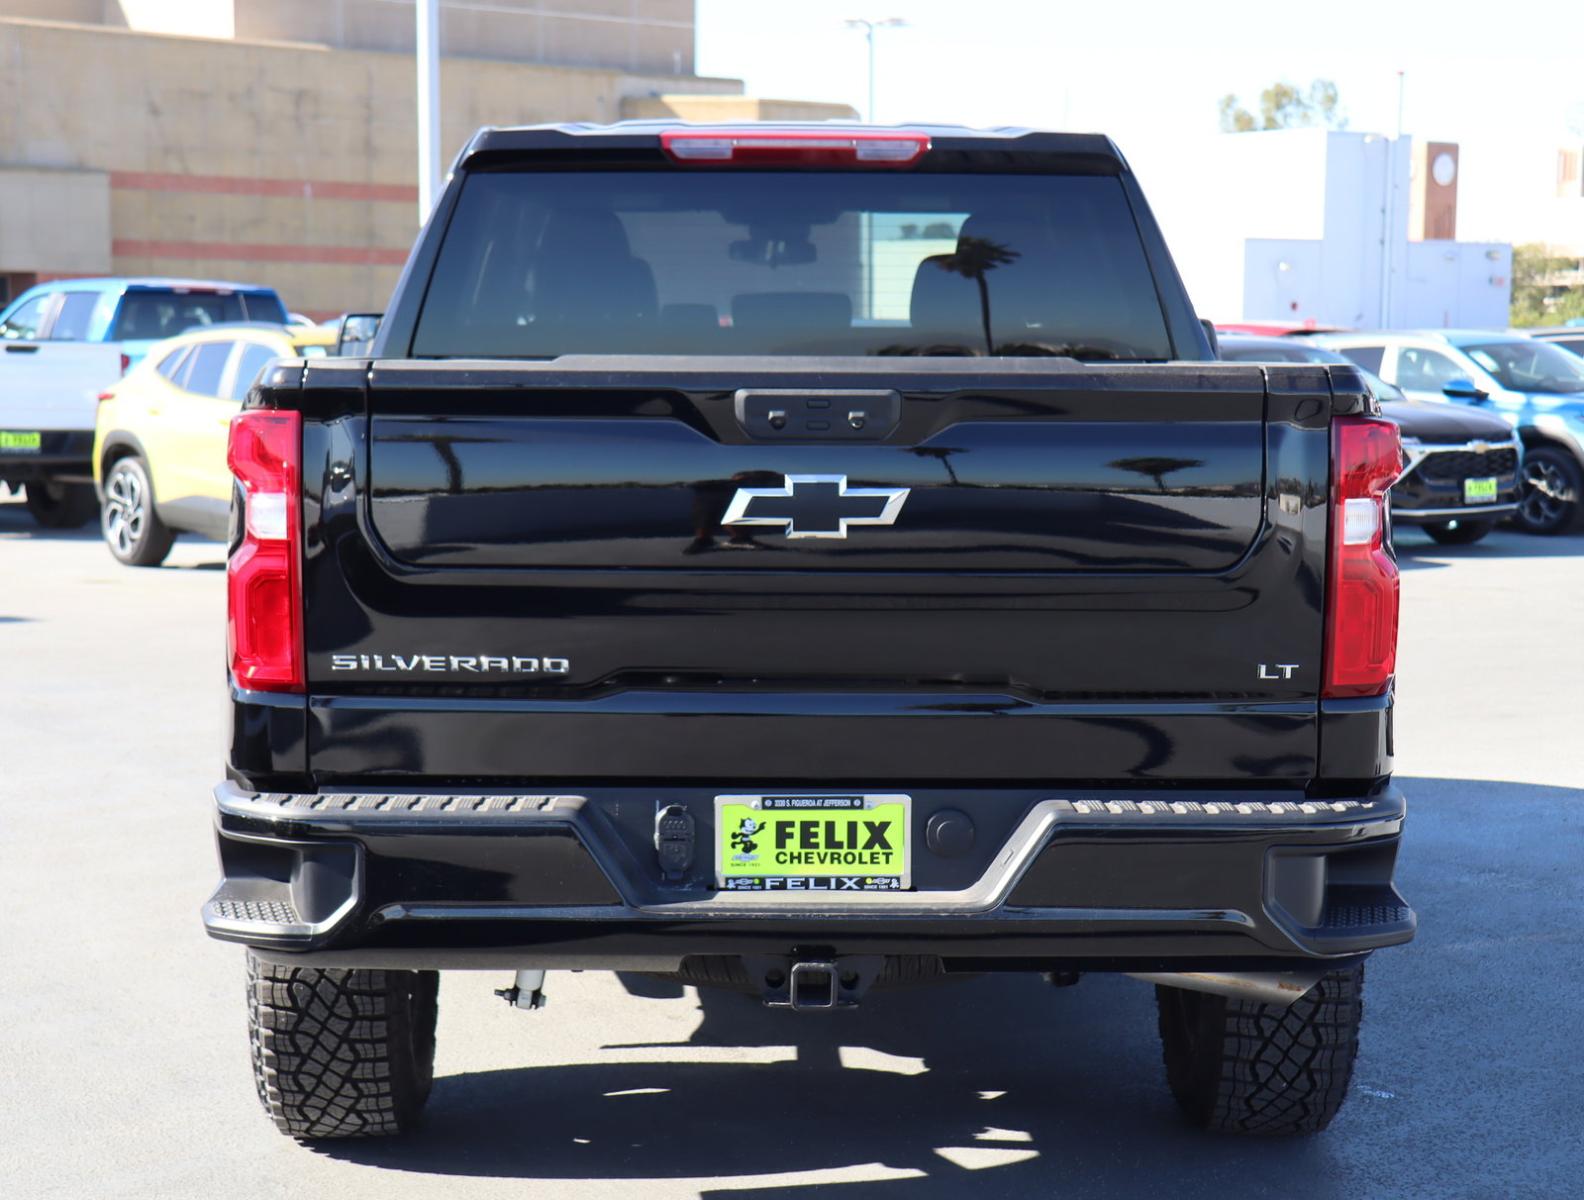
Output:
left=1463, top=476, right=1498, bottom=504
left=714, top=793, right=911, bottom=892
left=0, top=430, right=42, bottom=454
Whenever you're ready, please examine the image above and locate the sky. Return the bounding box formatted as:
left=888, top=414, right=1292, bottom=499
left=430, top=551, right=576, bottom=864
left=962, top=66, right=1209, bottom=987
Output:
left=696, top=0, right=1584, bottom=244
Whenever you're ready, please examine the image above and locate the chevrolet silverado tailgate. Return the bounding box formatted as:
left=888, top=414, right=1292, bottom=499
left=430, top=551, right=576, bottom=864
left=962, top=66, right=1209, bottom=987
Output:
left=298, top=357, right=1334, bottom=784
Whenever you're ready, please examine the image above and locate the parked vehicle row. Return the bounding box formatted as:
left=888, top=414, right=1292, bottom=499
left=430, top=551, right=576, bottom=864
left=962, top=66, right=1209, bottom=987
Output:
left=0, top=278, right=289, bottom=527
left=1217, top=335, right=1523, bottom=545
left=7, top=281, right=1579, bottom=564
left=1217, top=324, right=1584, bottom=538
left=1316, top=331, right=1584, bottom=536
left=1525, top=326, right=1584, bottom=358
left=93, top=322, right=336, bottom=566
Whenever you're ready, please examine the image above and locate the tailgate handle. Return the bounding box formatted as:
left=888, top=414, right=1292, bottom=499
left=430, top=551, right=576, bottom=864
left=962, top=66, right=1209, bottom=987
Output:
left=5, top=343, right=40, bottom=353
left=734, top=389, right=901, bottom=441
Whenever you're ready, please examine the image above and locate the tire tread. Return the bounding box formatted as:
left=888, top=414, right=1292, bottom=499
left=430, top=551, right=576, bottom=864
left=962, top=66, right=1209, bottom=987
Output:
left=1157, top=964, right=1363, bottom=1136
left=246, top=953, right=436, bottom=1140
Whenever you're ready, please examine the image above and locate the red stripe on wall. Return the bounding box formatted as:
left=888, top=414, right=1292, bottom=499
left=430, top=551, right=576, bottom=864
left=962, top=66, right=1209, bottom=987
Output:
left=112, top=239, right=410, bottom=266
left=110, top=170, right=418, bottom=203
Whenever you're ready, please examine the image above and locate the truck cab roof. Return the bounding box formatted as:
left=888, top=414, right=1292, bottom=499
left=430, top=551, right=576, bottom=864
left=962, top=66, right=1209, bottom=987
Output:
left=21, top=277, right=280, bottom=295
left=457, top=121, right=1129, bottom=171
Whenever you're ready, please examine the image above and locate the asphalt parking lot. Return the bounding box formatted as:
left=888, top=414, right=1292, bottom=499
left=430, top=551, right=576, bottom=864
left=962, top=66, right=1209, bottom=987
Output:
left=2, top=494, right=1580, bottom=1200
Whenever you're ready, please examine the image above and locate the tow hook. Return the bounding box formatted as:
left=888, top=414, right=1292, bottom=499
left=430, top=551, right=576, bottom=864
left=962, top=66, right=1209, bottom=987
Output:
left=749, top=955, right=884, bottom=1010
left=495, top=968, right=548, bottom=1010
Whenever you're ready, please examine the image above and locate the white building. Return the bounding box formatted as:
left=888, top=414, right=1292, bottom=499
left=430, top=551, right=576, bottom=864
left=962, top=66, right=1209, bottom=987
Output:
left=1128, top=129, right=1512, bottom=330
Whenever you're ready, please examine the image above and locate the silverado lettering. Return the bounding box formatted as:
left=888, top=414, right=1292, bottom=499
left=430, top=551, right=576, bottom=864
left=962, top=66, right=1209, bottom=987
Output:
left=204, top=121, right=1414, bottom=1143
left=328, top=653, right=571, bottom=673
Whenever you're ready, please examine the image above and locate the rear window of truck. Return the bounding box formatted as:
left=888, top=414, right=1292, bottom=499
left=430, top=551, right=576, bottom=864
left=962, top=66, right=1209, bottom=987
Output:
left=411, top=171, right=1173, bottom=361
left=109, top=290, right=285, bottom=341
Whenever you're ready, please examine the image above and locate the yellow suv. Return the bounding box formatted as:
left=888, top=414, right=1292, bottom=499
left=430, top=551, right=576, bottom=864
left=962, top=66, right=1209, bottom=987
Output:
left=93, top=322, right=335, bottom=565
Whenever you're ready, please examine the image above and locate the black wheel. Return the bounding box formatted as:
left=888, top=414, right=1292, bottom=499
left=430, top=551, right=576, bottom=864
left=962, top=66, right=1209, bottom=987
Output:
left=1422, top=517, right=1496, bottom=545
left=24, top=480, right=98, bottom=529
left=100, top=455, right=173, bottom=566
left=1156, top=964, right=1364, bottom=1135
left=247, top=953, right=439, bottom=1139
left=1513, top=445, right=1583, bottom=535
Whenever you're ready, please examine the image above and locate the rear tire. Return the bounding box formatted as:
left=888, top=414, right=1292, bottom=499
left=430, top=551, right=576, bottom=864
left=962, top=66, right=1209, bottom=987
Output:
left=1423, top=517, right=1496, bottom=545
left=100, top=455, right=173, bottom=566
left=1155, top=963, right=1364, bottom=1135
left=24, top=480, right=98, bottom=529
left=247, top=953, right=439, bottom=1139
left=1513, top=445, right=1583, bottom=535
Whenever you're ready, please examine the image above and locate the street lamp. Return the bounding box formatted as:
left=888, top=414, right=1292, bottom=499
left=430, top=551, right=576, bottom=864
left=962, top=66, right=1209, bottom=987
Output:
left=844, top=17, right=905, bottom=322
left=416, top=0, right=441, bottom=223
left=844, top=17, right=906, bottom=123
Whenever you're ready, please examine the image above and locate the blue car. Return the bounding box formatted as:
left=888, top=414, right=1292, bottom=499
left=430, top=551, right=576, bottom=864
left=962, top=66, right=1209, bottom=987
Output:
left=1317, top=331, right=1584, bottom=534
left=1218, top=334, right=1522, bottom=545
left=0, top=277, right=287, bottom=527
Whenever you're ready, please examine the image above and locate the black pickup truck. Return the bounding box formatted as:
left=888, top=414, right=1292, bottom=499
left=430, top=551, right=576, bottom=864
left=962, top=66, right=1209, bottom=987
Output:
left=205, top=123, right=1414, bottom=1140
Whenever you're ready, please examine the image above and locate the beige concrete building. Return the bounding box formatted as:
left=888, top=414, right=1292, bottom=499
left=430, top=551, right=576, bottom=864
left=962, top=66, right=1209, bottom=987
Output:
left=0, top=2, right=854, bottom=317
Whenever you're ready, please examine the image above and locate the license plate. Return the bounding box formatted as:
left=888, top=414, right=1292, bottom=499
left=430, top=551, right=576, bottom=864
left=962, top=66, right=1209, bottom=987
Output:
left=715, top=794, right=910, bottom=891
left=1463, top=476, right=1498, bottom=504
left=0, top=431, right=41, bottom=453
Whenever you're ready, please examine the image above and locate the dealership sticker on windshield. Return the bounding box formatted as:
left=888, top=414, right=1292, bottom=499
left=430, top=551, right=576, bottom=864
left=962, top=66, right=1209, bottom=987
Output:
left=1464, top=476, right=1498, bottom=504
left=715, top=794, right=910, bottom=891
left=0, top=431, right=41, bottom=453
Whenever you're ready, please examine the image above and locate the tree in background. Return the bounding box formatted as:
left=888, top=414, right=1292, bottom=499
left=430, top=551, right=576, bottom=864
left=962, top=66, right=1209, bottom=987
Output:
left=1219, top=81, right=1345, bottom=132
left=1509, top=243, right=1584, bottom=326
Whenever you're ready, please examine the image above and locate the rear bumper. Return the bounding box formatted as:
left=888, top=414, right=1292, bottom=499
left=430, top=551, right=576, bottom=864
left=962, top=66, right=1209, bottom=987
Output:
left=0, top=430, right=94, bottom=483
left=207, top=778, right=1412, bottom=975
left=204, top=780, right=1414, bottom=971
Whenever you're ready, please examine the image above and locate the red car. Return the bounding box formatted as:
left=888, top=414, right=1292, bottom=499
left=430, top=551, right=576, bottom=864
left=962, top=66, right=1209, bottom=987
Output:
left=1215, top=319, right=1347, bottom=338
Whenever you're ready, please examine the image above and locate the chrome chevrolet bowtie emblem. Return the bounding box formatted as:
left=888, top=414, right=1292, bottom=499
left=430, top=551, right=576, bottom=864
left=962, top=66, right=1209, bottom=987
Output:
left=721, top=474, right=910, bottom=539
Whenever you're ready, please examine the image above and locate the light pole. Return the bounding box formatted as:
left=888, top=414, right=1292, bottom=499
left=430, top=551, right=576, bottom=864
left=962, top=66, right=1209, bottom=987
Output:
left=844, top=17, right=906, bottom=123
left=416, top=0, right=441, bottom=223
left=844, top=17, right=904, bottom=322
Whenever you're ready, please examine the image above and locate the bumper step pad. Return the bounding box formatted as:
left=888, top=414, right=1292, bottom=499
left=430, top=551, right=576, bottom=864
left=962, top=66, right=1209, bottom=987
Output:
left=211, top=895, right=300, bottom=926
left=238, top=791, right=572, bottom=816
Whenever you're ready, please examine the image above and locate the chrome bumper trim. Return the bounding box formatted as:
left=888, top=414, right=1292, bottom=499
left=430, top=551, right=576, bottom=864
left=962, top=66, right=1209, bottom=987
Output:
left=1393, top=502, right=1520, bottom=519
left=217, top=785, right=578, bottom=818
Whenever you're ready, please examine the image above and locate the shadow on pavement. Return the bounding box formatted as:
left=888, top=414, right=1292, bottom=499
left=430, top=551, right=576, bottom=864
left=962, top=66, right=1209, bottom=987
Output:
left=307, top=784, right=1584, bottom=1197
left=322, top=971, right=1332, bottom=1196
left=0, top=495, right=98, bottom=541
left=1395, top=525, right=1584, bottom=569
left=0, top=496, right=224, bottom=566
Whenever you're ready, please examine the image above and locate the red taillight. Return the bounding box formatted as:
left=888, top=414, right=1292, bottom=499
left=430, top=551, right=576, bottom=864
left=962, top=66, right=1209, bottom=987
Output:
left=226, top=410, right=302, bottom=692
left=119, top=353, right=131, bottom=374
left=660, top=128, right=929, bottom=167
left=1323, top=416, right=1403, bottom=698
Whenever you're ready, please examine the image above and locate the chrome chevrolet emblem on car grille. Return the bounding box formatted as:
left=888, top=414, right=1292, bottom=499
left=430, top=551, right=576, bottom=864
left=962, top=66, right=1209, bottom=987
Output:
left=721, top=474, right=910, bottom=539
